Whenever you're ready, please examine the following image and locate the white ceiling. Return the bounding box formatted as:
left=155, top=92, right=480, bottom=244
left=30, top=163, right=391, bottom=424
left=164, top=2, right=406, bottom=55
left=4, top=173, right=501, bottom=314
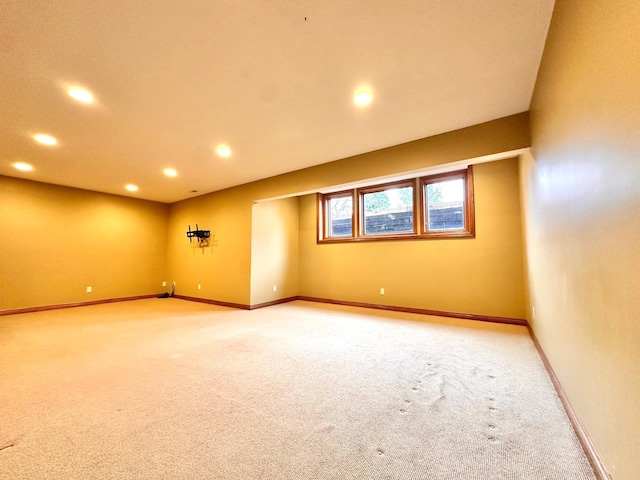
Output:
left=0, top=1, right=555, bottom=203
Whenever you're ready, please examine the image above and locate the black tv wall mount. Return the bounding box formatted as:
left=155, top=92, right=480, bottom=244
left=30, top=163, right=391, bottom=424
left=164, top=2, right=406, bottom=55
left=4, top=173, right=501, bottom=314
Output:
left=186, top=224, right=210, bottom=243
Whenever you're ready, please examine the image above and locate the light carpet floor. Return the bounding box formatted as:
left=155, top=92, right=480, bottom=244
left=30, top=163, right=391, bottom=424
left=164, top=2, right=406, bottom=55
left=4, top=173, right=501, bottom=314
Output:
left=0, top=299, right=596, bottom=479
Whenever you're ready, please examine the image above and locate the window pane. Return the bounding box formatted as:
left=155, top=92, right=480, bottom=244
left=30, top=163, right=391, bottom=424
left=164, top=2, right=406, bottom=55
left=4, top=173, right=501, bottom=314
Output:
left=327, top=196, right=353, bottom=236
left=363, top=186, right=414, bottom=235
left=426, top=178, right=465, bottom=231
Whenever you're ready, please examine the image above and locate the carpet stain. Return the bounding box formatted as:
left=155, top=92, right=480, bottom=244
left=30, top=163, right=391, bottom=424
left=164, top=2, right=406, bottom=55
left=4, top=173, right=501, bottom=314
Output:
left=318, top=424, right=335, bottom=434
left=0, top=442, right=15, bottom=452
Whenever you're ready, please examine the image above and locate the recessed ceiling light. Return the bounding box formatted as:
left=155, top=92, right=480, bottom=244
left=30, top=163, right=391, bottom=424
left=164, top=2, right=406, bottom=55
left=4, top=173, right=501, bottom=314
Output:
left=125, top=184, right=138, bottom=192
left=67, top=86, right=94, bottom=104
left=215, top=144, right=232, bottom=158
left=163, top=168, right=178, bottom=177
left=13, top=162, right=34, bottom=172
left=33, top=134, right=57, bottom=146
left=353, top=88, right=373, bottom=107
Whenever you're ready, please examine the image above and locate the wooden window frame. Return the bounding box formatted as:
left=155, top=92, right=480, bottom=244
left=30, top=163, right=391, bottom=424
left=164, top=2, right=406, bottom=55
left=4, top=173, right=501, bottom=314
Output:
left=420, top=167, right=475, bottom=239
left=319, top=190, right=356, bottom=242
left=357, top=179, right=418, bottom=239
left=317, top=166, right=475, bottom=243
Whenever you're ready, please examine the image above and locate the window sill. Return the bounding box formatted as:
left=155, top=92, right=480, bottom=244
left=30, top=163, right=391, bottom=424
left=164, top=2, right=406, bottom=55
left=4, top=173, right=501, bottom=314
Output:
left=318, top=230, right=475, bottom=244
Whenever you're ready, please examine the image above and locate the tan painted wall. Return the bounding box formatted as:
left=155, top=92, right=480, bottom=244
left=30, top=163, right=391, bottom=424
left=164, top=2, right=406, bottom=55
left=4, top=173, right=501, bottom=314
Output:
left=299, top=158, right=526, bottom=318
left=2, top=115, right=529, bottom=313
left=0, top=176, right=168, bottom=311
left=166, top=186, right=252, bottom=305
left=250, top=197, right=299, bottom=305
left=525, top=1, right=640, bottom=478
left=166, top=113, right=530, bottom=306
left=247, top=112, right=530, bottom=201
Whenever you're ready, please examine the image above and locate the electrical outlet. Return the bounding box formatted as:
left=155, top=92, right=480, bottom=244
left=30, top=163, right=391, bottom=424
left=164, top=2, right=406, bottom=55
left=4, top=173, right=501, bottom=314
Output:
left=86, top=286, right=92, bottom=293
left=197, top=284, right=201, bottom=290
left=532, top=307, right=536, bottom=319
left=380, top=287, right=385, bottom=295
left=162, top=281, right=166, bottom=287
left=273, top=285, right=277, bottom=292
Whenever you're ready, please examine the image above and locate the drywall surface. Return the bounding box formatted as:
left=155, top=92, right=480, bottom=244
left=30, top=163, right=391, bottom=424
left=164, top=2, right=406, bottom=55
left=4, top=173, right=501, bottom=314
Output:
left=0, top=176, right=168, bottom=311
left=166, top=186, right=252, bottom=305
left=249, top=113, right=530, bottom=200
left=299, top=158, right=526, bottom=319
left=526, top=1, right=640, bottom=478
left=166, top=114, right=529, bottom=307
left=250, top=197, right=299, bottom=305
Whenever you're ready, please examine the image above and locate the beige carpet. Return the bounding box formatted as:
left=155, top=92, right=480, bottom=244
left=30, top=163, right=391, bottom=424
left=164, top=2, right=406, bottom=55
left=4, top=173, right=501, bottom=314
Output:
left=0, top=299, right=595, bottom=479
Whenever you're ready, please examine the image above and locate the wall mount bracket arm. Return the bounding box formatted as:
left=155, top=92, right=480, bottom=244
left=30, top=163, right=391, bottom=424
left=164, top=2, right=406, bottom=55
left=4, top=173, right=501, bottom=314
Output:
left=186, top=224, right=210, bottom=243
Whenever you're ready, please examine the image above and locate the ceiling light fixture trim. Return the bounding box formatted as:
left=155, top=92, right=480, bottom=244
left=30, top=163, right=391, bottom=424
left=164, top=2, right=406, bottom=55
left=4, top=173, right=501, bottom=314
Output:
left=13, top=162, right=34, bottom=172
left=33, top=134, right=58, bottom=146
left=67, top=86, right=95, bottom=104
left=215, top=144, right=232, bottom=158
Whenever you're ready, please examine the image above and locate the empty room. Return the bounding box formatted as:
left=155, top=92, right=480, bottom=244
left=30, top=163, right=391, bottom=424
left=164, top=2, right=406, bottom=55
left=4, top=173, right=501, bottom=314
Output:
left=1, top=1, right=638, bottom=479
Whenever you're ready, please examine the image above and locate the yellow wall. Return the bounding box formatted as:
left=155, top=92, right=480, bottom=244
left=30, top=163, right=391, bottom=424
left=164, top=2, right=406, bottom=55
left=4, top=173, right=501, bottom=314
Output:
left=1, top=114, right=529, bottom=313
left=166, top=113, right=530, bottom=307
left=166, top=186, right=253, bottom=305
left=0, top=176, right=168, bottom=311
left=524, top=1, right=640, bottom=478
left=299, top=158, right=526, bottom=318
left=245, top=112, right=530, bottom=201
left=250, top=197, right=299, bottom=305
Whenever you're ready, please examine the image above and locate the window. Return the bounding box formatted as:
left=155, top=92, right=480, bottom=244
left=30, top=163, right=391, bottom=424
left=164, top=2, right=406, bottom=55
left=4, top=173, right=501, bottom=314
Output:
left=318, top=166, right=474, bottom=243
left=421, top=169, right=474, bottom=238
left=324, top=191, right=354, bottom=237
left=360, top=181, right=415, bottom=236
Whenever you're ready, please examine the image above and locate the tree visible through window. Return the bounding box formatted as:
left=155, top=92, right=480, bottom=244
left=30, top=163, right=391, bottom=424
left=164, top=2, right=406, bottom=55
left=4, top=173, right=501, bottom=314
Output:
left=421, top=170, right=472, bottom=236
left=426, top=178, right=464, bottom=231
left=361, top=184, right=414, bottom=235
left=326, top=193, right=353, bottom=237
left=318, top=166, right=474, bottom=242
